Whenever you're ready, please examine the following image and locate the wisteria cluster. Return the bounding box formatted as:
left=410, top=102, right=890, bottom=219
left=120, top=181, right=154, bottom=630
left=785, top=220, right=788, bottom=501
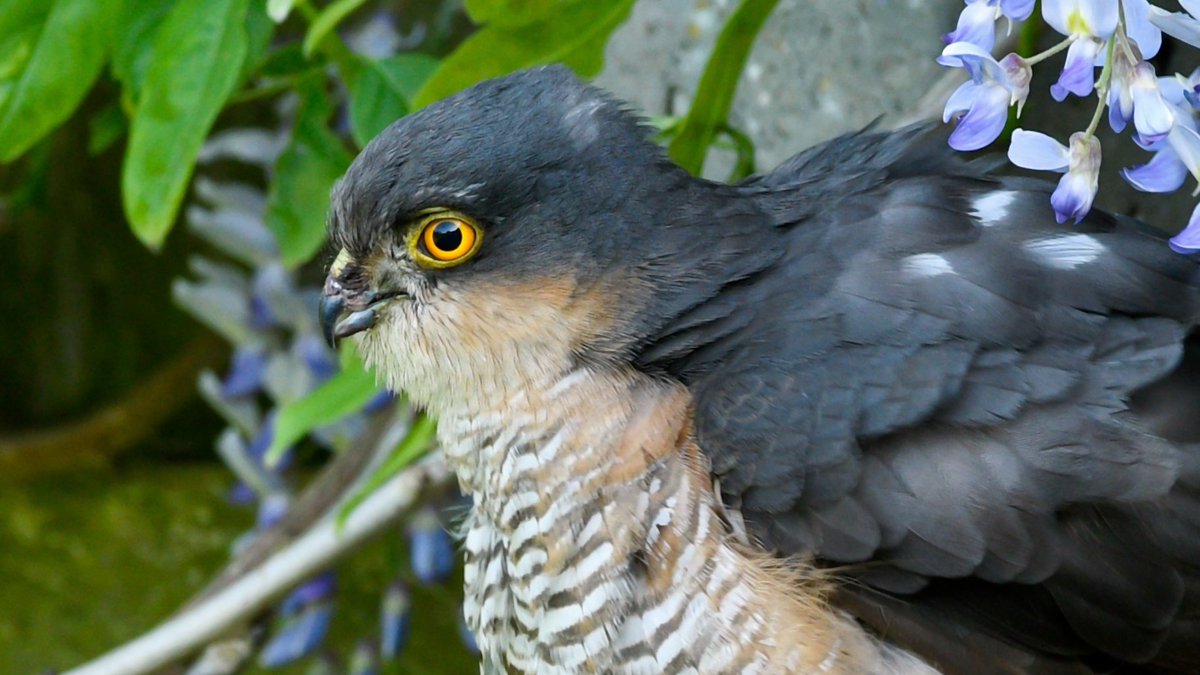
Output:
left=939, top=0, right=1200, bottom=253
left=174, top=110, right=466, bottom=671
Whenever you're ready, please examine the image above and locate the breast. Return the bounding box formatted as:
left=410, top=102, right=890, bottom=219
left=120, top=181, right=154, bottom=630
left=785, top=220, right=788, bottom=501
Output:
left=437, top=369, right=925, bottom=673
left=453, top=424, right=650, bottom=672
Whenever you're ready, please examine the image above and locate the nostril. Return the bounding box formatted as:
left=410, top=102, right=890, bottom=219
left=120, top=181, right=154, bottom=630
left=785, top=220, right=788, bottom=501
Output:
left=323, top=274, right=346, bottom=297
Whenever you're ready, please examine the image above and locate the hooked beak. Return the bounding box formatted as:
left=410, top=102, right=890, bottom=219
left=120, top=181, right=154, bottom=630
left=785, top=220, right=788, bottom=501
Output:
left=319, top=249, right=403, bottom=348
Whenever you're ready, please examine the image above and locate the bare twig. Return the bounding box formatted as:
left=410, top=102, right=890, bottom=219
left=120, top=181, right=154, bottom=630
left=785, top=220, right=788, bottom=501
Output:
left=62, top=414, right=449, bottom=675
left=189, top=410, right=405, bottom=607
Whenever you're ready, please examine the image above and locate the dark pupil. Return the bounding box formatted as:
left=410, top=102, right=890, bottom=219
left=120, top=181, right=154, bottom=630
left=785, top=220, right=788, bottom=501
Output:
left=431, top=221, right=462, bottom=251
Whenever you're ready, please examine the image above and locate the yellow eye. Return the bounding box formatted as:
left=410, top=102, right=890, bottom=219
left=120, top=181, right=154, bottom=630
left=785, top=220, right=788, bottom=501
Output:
left=418, top=216, right=480, bottom=264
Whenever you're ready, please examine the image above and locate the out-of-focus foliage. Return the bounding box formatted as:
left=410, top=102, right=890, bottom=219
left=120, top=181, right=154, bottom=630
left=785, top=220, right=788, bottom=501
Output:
left=412, top=0, right=636, bottom=107
left=122, top=0, right=254, bottom=248
left=264, top=344, right=377, bottom=467
left=0, top=0, right=111, bottom=162
left=264, top=76, right=352, bottom=266
left=667, top=0, right=777, bottom=176
left=0, top=0, right=641, bottom=252
left=0, top=0, right=775, bottom=670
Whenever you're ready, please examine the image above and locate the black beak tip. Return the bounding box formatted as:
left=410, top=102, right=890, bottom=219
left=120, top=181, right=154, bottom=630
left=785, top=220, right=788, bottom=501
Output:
left=319, top=294, right=344, bottom=349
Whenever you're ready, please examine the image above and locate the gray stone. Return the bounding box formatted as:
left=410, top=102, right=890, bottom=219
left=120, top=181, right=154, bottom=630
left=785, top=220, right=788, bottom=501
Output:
left=597, top=0, right=962, bottom=178
left=597, top=0, right=1198, bottom=237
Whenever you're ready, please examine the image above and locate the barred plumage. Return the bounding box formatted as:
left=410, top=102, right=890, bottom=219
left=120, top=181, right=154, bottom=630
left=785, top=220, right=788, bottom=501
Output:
left=438, top=367, right=933, bottom=673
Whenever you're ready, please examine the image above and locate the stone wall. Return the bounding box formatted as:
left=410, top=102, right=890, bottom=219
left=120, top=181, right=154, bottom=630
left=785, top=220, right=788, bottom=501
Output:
left=597, top=0, right=961, bottom=176
left=596, top=0, right=1195, bottom=235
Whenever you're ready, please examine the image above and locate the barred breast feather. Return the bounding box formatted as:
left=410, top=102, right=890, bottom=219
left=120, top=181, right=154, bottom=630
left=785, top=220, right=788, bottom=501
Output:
left=437, top=366, right=936, bottom=674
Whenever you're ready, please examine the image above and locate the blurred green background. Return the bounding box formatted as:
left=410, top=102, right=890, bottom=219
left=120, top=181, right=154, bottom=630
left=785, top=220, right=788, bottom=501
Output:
left=0, top=0, right=784, bottom=671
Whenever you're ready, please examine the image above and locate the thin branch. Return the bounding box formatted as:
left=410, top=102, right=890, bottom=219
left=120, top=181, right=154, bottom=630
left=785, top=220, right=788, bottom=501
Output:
left=62, top=429, right=449, bottom=675
left=190, top=410, right=404, bottom=606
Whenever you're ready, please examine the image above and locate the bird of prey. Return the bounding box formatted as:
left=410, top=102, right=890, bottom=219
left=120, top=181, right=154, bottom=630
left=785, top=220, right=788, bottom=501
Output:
left=319, top=66, right=1200, bottom=674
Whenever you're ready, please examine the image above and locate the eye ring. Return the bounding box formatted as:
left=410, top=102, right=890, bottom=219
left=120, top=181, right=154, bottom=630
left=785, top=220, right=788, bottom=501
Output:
left=412, top=213, right=482, bottom=267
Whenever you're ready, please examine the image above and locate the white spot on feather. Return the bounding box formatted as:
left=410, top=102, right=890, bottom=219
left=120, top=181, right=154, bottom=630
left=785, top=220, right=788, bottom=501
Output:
left=902, top=253, right=955, bottom=278
left=564, top=99, right=603, bottom=149
left=1024, top=233, right=1106, bottom=269
left=972, top=190, right=1016, bottom=226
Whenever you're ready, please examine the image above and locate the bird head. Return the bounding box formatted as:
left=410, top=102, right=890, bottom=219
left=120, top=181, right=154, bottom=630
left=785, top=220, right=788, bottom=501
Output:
left=320, top=66, right=770, bottom=415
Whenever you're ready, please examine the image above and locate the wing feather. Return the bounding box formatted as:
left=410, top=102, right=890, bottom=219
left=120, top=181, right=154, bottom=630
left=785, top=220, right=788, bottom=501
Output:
left=642, top=125, right=1200, bottom=670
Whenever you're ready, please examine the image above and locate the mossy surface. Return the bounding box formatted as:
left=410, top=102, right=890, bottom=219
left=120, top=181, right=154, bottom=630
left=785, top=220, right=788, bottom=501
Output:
left=0, top=463, right=476, bottom=674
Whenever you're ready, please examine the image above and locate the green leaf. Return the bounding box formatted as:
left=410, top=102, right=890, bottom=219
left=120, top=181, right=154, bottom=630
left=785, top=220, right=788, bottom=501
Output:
left=347, top=53, right=439, bottom=147
left=337, top=414, right=437, bottom=528
left=464, top=0, right=567, bottom=27
left=380, top=53, right=440, bottom=102
left=718, top=123, right=756, bottom=182
left=303, top=0, right=369, bottom=58
left=0, top=0, right=113, bottom=162
left=265, top=77, right=352, bottom=266
left=348, top=62, right=405, bottom=148
left=0, top=0, right=47, bottom=47
left=111, top=0, right=177, bottom=108
left=121, top=0, right=250, bottom=249
left=668, top=0, right=779, bottom=175
left=0, top=7, right=49, bottom=113
left=265, top=346, right=381, bottom=468
left=240, top=1, right=277, bottom=82
left=87, top=103, right=127, bottom=156
left=413, top=0, right=635, bottom=109
left=257, top=43, right=310, bottom=79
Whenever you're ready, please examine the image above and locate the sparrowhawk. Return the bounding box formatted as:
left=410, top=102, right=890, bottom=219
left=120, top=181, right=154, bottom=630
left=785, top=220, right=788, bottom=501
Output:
left=320, top=66, right=1200, bottom=674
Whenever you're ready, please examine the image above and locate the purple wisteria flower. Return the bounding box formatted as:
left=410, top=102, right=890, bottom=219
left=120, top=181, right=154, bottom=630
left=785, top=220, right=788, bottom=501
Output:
left=1120, top=0, right=1163, bottom=58
left=223, top=346, right=268, bottom=398
left=1149, top=0, right=1200, bottom=49
left=1109, top=61, right=1175, bottom=143
left=1120, top=70, right=1200, bottom=253
left=380, top=580, right=412, bottom=660
left=408, top=507, right=456, bottom=584
left=1170, top=203, right=1200, bottom=254
left=1041, top=0, right=1119, bottom=100
left=1121, top=115, right=1200, bottom=195
left=258, top=571, right=338, bottom=667
left=941, top=42, right=1031, bottom=150
left=282, top=571, right=338, bottom=614
left=937, top=0, right=1200, bottom=256
left=259, top=602, right=335, bottom=667
left=1009, top=129, right=1103, bottom=223
left=256, top=492, right=291, bottom=529
left=1161, top=69, right=1200, bottom=117
left=943, top=0, right=1037, bottom=52
left=1121, top=70, right=1200, bottom=193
